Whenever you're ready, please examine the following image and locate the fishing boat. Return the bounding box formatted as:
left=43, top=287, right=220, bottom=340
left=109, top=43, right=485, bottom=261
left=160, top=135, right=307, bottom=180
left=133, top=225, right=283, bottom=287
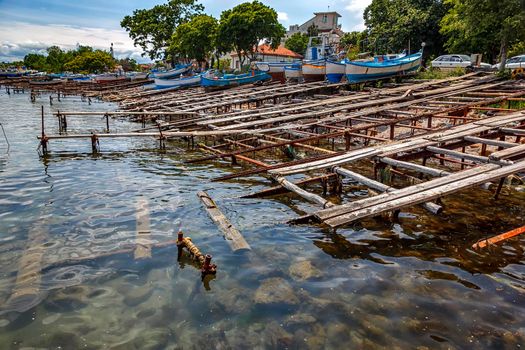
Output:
left=29, top=79, right=63, bottom=86
left=284, top=64, right=302, bottom=81
left=345, top=51, right=423, bottom=83
left=302, top=61, right=326, bottom=82
left=154, top=75, right=202, bottom=89
left=326, top=60, right=346, bottom=83
left=94, top=74, right=128, bottom=83
left=201, top=70, right=271, bottom=88
left=128, top=72, right=149, bottom=80
left=152, top=64, right=192, bottom=79
left=254, top=62, right=293, bottom=83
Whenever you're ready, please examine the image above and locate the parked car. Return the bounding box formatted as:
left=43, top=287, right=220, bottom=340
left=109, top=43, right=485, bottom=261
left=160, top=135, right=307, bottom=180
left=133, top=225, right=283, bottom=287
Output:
left=492, top=54, right=525, bottom=70
left=431, top=54, right=491, bottom=70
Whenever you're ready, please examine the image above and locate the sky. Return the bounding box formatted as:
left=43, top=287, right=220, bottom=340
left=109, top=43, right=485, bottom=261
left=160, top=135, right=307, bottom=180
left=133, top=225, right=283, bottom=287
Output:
left=0, top=0, right=372, bottom=63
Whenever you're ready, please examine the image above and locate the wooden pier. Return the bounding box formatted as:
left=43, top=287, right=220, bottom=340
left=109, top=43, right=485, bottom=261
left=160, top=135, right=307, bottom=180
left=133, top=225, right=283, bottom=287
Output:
left=22, top=72, right=525, bottom=229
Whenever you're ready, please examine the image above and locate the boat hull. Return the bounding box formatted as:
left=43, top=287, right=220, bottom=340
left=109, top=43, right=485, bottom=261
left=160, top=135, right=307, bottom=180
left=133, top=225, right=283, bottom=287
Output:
left=284, top=66, right=302, bottom=81
left=345, top=52, right=422, bottom=83
left=326, top=61, right=345, bottom=83
left=254, top=62, right=290, bottom=83
left=201, top=72, right=270, bottom=88
left=154, top=75, right=201, bottom=89
left=302, top=63, right=326, bottom=82
left=153, top=65, right=192, bottom=79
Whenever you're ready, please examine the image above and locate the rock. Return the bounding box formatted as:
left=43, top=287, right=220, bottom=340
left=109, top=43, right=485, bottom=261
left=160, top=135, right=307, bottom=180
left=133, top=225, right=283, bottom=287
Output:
left=44, top=286, right=89, bottom=312
left=123, top=284, right=153, bottom=307
left=289, top=260, right=322, bottom=281
left=254, top=277, right=299, bottom=305
left=0, top=319, right=9, bottom=327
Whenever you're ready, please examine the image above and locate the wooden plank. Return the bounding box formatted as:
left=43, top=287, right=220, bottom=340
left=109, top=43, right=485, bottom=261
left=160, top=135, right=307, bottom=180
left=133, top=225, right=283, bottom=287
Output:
left=333, top=166, right=442, bottom=214
left=324, top=160, right=525, bottom=227
left=315, top=163, right=500, bottom=221
left=489, top=143, right=525, bottom=161
left=134, top=197, right=152, bottom=260
left=378, top=157, right=451, bottom=177
left=197, top=191, right=251, bottom=252
left=464, top=136, right=517, bottom=148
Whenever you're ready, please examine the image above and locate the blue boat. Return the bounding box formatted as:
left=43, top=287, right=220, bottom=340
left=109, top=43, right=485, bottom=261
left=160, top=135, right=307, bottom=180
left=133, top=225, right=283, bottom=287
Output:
left=345, top=51, right=423, bottom=83
left=201, top=70, right=271, bottom=88
left=326, top=60, right=346, bottom=83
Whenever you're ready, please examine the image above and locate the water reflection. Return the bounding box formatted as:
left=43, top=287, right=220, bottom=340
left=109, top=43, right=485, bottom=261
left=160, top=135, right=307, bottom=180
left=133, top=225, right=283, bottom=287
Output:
left=0, top=90, right=524, bottom=348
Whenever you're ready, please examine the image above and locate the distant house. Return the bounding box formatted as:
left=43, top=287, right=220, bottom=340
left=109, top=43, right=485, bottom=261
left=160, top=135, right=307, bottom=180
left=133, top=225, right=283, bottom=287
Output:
left=287, top=12, right=342, bottom=37
left=229, top=44, right=303, bottom=70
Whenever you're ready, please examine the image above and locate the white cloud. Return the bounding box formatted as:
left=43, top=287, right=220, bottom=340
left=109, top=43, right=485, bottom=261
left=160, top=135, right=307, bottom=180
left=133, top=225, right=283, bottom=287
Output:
left=344, top=0, right=372, bottom=31
left=0, top=22, right=148, bottom=62
left=277, top=11, right=289, bottom=22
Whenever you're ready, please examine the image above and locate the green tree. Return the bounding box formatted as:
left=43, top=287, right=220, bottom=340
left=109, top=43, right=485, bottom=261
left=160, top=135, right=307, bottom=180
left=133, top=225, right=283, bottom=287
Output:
left=169, top=14, right=218, bottom=65
left=285, top=33, right=309, bottom=55
left=217, top=1, right=286, bottom=65
left=306, top=24, right=319, bottom=38
left=63, top=50, right=115, bottom=73
left=440, top=0, right=525, bottom=69
left=23, top=53, right=47, bottom=71
left=45, top=46, right=67, bottom=72
left=121, top=0, right=204, bottom=60
left=363, top=0, right=448, bottom=57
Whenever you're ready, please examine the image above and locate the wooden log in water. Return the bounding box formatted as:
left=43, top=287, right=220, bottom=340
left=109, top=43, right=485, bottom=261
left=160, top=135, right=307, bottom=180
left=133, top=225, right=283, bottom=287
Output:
left=197, top=191, right=251, bottom=252
left=275, top=176, right=336, bottom=209
left=333, top=167, right=442, bottom=215
left=5, top=224, right=47, bottom=312
left=134, top=198, right=152, bottom=260
left=472, top=225, right=525, bottom=249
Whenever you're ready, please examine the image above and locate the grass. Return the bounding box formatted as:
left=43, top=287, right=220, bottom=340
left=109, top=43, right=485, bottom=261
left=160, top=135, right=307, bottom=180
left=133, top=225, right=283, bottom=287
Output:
left=415, top=67, right=467, bottom=80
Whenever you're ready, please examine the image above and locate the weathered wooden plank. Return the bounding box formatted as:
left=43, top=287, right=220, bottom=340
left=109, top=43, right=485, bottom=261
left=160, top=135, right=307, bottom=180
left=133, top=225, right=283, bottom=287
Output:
left=197, top=191, right=251, bottom=252
left=489, top=143, right=525, bottom=161
left=315, top=163, right=500, bottom=221
left=325, top=160, right=525, bottom=227
left=134, top=197, right=152, bottom=260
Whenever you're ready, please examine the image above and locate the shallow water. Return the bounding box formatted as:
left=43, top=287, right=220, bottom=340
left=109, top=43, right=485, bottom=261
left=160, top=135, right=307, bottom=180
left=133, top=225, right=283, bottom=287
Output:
left=0, top=90, right=524, bottom=349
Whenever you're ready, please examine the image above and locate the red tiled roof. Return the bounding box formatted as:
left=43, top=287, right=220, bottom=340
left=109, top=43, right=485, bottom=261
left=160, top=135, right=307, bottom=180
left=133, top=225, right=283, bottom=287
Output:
left=257, top=44, right=303, bottom=58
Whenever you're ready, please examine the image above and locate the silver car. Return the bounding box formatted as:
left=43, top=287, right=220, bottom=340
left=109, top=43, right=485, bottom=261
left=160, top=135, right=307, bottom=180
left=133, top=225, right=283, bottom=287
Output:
left=492, top=55, right=525, bottom=69
left=431, top=54, right=491, bottom=69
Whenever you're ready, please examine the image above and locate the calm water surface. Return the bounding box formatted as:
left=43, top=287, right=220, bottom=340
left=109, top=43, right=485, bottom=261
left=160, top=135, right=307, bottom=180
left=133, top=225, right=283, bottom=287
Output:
left=0, top=90, right=524, bottom=349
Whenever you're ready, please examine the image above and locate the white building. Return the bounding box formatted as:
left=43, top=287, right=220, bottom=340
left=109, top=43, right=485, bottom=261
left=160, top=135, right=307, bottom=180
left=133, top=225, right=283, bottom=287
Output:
left=229, top=44, right=303, bottom=70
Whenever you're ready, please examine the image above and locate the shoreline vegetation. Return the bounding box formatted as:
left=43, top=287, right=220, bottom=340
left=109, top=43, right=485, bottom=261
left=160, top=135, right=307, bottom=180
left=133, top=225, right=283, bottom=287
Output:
left=3, top=0, right=524, bottom=74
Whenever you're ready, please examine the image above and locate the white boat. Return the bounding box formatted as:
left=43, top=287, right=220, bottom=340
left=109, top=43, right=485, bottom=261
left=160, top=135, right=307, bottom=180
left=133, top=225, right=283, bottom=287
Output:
left=254, top=62, right=293, bottom=83
left=326, top=61, right=346, bottom=83
left=152, top=65, right=192, bottom=79
left=302, top=61, right=326, bottom=82
left=128, top=72, right=149, bottom=80
left=284, top=65, right=302, bottom=81
left=154, top=75, right=201, bottom=89
left=345, top=51, right=423, bottom=83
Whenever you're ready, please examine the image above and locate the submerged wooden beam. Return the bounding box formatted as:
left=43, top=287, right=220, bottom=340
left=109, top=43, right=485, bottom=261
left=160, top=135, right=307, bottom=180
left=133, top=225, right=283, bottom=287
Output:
left=197, top=191, right=251, bottom=252
left=134, top=198, right=152, bottom=260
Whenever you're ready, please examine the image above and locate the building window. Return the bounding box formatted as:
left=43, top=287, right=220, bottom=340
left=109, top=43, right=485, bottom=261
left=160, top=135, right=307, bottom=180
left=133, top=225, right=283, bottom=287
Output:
left=322, top=15, right=327, bottom=23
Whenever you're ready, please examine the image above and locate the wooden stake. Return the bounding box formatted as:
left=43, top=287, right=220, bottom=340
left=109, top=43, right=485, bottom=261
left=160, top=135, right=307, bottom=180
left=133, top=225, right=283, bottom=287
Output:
left=472, top=225, right=525, bottom=249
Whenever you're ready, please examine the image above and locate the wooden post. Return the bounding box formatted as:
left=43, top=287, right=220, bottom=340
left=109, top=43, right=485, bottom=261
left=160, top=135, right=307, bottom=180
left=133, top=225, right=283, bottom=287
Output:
left=105, top=113, right=110, bottom=133
left=494, top=177, right=505, bottom=200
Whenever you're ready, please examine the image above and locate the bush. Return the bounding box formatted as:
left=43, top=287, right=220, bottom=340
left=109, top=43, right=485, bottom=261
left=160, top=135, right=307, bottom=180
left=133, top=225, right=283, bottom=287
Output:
left=415, top=66, right=466, bottom=79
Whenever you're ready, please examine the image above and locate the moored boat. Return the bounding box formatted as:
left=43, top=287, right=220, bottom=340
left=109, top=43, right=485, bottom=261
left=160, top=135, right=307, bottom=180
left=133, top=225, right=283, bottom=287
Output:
left=326, top=60, right=346, bottom=83
left=154, top=75, right=201, bottom=89
left=284, top=64, right=302, bottom=81
left=302, top=61, right=326, bottom=82
left=94, top=74, right=128, bottom=83
left=254, top=62, right=292, bottom=83
left=201, top=70, right=270, bottom=88
left=152, top=64, right=192, bottom=79
left=345, top=51, right=422, bottom=83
